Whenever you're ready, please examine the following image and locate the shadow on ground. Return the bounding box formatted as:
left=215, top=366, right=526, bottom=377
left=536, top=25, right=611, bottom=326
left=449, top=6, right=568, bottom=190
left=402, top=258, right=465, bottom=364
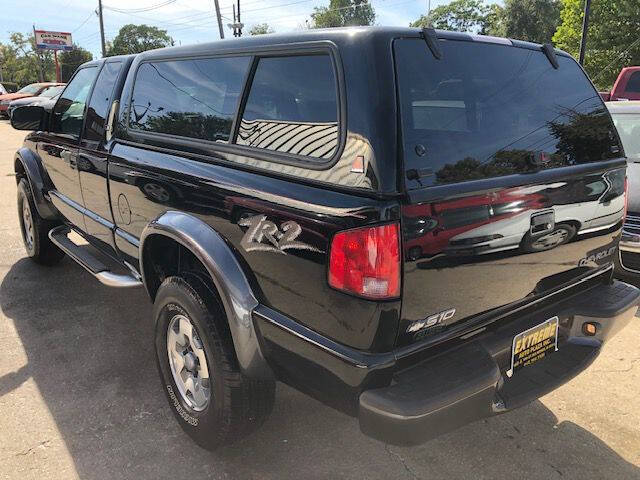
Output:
left=1, top=257, right=639, bottom=480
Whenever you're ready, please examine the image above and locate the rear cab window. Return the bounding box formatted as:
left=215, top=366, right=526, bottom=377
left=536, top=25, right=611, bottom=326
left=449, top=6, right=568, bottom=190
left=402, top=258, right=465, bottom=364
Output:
left=394, top=38, right=621, bottom=189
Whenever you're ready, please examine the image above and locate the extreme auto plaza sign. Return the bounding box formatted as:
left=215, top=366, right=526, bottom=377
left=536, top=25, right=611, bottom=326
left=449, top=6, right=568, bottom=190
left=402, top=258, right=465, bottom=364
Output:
left=34, top=30, right=73, bottom=51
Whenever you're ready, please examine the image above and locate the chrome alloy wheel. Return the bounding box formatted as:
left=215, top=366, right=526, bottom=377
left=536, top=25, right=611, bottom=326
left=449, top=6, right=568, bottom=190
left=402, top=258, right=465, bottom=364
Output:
left=167, top=314, right=211, bottom=411
left=531, top=228, right=568, bottom=250
left=22, top=200, right=34, bottom=251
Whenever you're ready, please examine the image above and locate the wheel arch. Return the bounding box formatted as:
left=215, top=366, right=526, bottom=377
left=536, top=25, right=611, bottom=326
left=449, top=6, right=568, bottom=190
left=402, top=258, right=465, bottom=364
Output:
left=14, top=148, right=58, bottom=220
left=140, top=211, right=272, bottom=380
left=560, top=219, right=582, bottom=233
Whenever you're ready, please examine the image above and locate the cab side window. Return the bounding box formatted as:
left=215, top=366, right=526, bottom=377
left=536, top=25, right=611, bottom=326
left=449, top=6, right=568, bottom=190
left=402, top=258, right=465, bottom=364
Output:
left=128, top=56, right=251, bottom=142
left=236, top=55, right=339, bottom=160
left=84, top=61, right=123, bottom=143
left=51, top=67, right=98, bottom=137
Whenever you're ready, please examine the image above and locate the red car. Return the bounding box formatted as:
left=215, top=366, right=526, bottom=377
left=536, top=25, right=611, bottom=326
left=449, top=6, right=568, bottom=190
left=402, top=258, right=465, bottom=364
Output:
left=599, top=67, right=640, bottom=102
left=0, top=82, right=65, bottom=117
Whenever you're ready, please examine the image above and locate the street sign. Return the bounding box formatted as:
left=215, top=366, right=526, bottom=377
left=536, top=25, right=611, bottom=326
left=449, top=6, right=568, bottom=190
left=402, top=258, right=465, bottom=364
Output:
left=34, top=30, right=73, bottom=51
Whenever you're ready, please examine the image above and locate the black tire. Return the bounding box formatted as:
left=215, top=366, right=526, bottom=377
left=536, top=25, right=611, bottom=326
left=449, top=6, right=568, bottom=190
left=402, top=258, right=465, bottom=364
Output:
left=17, top=178, right=65, bottom=266
left=521, top=223, right=577, bottom=253
left=153, top=275, right=275, bottom=450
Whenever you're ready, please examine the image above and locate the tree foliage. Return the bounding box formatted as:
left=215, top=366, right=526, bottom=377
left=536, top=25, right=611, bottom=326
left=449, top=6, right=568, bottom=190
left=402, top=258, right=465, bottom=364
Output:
left=59, top=45, right=93, bottom=82
left=249, top=23, right=275, bottom=35
left=106, top=24, right=174, bottom=56
left=0, top=33, right=55, bottom=86
left=310, top=0, right=375, bottom=28
left=553, top=0, right=640, bottom=90
left=486, top=0, right=561, bottom=43
left=410, top=0, right=489, bottom=33
left=411, top=0, right=560, bottom=41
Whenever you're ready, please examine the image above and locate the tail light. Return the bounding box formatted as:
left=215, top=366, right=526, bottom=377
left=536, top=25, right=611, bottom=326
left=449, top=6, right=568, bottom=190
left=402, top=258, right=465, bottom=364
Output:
left=328, top=223, right=400, bottom=299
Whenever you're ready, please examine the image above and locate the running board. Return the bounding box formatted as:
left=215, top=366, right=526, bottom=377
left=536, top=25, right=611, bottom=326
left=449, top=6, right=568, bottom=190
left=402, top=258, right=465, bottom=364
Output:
left=48, top=226, right=142, bottom=288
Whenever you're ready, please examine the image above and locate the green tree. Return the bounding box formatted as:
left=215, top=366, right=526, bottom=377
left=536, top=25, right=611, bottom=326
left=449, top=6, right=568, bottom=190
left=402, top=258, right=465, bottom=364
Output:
left=249, top=23, right=275, bottom=35
left=490, top=0, right=561, bottom=43
left=0, top=32, right=55, bottom=86
left=310, top=0, right=375, bottom=28
left=58, top=45, right=93, bottom=82
left=410, top=0, right=489, bottom=33
left=106, top=24, right=174, bottom=56
left=553, top=0, right=640, bottom=90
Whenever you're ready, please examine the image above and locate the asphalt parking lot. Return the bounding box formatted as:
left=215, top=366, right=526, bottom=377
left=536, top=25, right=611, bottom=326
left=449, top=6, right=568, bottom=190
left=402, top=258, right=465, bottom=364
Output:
left=0, top=119, right=639, bottom=480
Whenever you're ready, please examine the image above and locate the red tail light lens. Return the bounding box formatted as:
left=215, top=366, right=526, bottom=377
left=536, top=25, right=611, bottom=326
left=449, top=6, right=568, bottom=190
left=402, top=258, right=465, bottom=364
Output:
left=328, top=223, right=400, bottom=299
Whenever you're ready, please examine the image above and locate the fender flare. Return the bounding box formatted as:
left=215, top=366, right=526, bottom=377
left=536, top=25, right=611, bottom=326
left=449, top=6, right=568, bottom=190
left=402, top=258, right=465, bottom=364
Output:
left=14, top=147, right=58, bottom=220
left=140, top=211, right=273, bottom=380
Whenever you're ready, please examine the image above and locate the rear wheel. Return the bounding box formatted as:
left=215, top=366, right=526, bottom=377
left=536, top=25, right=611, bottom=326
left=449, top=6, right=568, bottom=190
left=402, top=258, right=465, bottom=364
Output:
left=521, top=223, right=576, bottom=253
left=17, top=178, right=65, bottom=266
left=153, top=276, right=275, bottom=450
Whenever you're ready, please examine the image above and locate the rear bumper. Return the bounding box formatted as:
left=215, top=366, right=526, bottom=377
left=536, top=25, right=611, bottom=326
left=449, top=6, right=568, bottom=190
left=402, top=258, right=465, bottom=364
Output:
left=359, top=280, right=639, bottom=445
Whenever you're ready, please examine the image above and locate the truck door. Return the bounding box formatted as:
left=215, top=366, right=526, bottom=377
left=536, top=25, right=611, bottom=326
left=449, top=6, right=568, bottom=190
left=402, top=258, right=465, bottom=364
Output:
left=78, top=60, right=124, bottom=253
left=41, top=66, right=99, bottom=228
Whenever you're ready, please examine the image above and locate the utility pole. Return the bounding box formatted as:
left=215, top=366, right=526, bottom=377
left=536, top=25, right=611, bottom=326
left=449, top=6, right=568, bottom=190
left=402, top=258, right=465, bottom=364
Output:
left=229, top=1, right=243, bottom=37
left=98, top=0, right=107, bottom=57
left=578, top=0, right=591, bottom=65
left=212, top=0, right=225, bottom=39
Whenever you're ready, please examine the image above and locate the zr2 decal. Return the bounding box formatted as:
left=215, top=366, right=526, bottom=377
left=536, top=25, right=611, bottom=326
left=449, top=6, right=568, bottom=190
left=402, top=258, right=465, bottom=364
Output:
left=239, top=214, right=322, bottom=255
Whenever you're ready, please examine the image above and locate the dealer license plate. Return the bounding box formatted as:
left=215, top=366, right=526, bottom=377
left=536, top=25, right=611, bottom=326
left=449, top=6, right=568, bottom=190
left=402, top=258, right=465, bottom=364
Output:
left=506, top=316, right=559, bottom=378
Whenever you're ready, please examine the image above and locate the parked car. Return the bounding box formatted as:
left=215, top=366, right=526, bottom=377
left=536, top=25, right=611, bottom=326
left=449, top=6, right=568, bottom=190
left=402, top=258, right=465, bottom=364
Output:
left=10, top=28, right=639, bottom=450
left=7, top=84, right=65, bottom=118
left=600, top=66, right=640, bottom=102
left=0, top=84, right=6, bottom=95
left=0, top=82, right=64, bottom=117
left=607, top=101, right=640, bottom=274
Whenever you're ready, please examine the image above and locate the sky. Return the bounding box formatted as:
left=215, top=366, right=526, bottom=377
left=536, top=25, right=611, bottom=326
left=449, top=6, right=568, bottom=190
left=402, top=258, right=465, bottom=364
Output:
left=0, top=0, right=497, bottom=59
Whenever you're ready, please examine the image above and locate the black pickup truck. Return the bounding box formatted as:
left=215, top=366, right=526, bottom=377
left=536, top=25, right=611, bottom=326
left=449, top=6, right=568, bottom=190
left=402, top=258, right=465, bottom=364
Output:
left=11, top=27, right=639, bottom=450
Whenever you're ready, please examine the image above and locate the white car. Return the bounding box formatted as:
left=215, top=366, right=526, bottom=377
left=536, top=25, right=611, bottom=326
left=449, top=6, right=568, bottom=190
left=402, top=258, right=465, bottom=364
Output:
left=447, top=173, right=625, bottom=255
left=607, top=101, right=640, bottom=273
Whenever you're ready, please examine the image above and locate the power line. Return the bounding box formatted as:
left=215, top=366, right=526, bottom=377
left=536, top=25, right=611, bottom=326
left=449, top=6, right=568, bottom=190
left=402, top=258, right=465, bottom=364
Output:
left=72, top=11, right=96, bottom=33
left=590, top=36, right=640, bottom=84
left=103, top=0, right=177, bottom=14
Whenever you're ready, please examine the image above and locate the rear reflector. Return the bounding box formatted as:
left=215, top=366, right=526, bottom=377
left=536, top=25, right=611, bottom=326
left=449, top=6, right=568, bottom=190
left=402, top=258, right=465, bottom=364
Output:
left=328, top=223, right=400, bottom=299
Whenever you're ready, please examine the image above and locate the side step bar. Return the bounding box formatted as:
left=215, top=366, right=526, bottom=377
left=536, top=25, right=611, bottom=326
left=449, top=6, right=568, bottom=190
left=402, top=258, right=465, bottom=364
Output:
left=48, top=226, right=142, bottom=288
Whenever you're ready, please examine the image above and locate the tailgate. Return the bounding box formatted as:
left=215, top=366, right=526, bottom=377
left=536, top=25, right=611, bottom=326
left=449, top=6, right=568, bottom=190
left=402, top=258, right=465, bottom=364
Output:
left=394, top=35, right=626, bottom=346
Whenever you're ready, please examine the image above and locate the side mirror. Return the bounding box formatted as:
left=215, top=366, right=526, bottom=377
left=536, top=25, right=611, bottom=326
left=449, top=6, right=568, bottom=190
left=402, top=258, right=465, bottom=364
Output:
left=11, top=105, right=46, bottom=131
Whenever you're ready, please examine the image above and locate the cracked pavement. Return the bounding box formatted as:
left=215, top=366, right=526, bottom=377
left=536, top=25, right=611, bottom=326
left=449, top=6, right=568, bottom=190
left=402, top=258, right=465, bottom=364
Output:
left=0, top=120, right=639, bottom=479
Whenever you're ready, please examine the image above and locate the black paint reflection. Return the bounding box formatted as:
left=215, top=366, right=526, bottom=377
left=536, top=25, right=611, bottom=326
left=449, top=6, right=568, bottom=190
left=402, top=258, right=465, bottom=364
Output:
left=404, top=170, right=625, bottom=262
left=400, top=167, right=625, bottom=346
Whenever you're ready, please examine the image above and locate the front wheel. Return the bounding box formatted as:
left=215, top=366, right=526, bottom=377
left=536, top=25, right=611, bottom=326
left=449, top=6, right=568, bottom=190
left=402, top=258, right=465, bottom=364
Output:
left=17, top=178, right=65, bottom=266
left=153, top=276, right=274, bottom=450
